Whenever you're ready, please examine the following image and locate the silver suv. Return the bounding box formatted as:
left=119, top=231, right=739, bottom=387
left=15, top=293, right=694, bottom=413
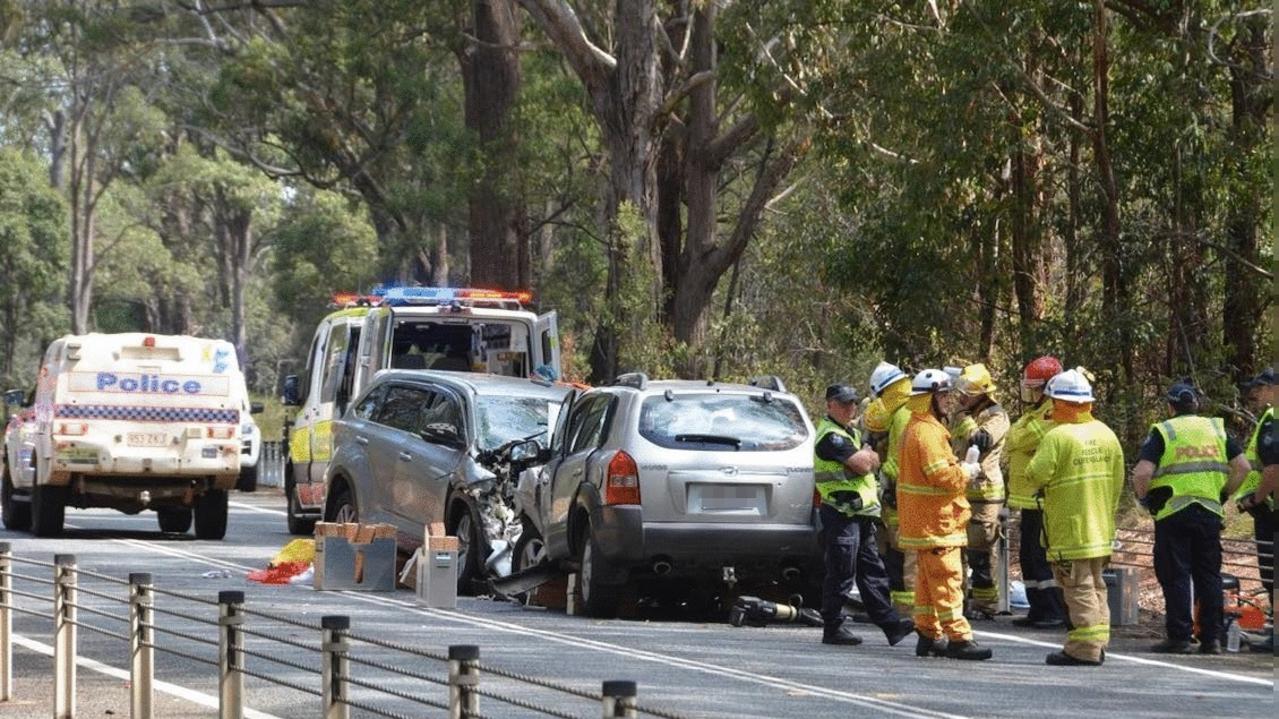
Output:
left=513, top=374, right=820, bottom=616
left=325, top=370, right=569, bottom=590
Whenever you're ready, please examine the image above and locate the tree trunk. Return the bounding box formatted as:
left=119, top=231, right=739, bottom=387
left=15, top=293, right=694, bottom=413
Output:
left=463, top=0, right=526, bottom=290
left=47, top=110, right=66, bottom=189
left=1063, top=92, right=1084, bottom=341
left=1221, top=18, right=1269, bottom=382
left=1091, top=0, right=1129, bottom=383
left=431, top=223, right=450, bottom=286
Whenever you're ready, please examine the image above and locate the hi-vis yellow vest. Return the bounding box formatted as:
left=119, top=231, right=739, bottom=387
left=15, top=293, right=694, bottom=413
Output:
left=1232, top=406, right=1274, bottom=510
left=814, top=418, right=880, bottom=518
left=1150, top=415, right=1229, bottom=521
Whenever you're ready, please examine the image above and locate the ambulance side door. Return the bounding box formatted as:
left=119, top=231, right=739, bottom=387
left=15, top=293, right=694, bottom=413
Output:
left=308, top=322, right=353, bottom=484
left=534, top=311, right=561, bottom=380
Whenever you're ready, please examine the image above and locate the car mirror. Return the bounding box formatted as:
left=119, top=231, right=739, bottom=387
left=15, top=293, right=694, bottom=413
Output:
left=281, top=375, right=301, bottom=406
left=509, top=439, right=543, bottom=464
left=250, top=402, right=265, bottom=415
left=3, top=389, right=26, bottom=407
left=420, top=423, right=465, bottom=449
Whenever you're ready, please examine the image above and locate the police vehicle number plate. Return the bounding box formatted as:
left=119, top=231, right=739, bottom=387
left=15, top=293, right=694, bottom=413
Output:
left=127, top=432, right=168, bottom=447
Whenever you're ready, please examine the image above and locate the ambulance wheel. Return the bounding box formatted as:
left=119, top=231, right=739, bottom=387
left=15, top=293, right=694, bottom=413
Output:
left=157, top=507, right=192, bottom=534
left=1, top=468, right=31, bottom=531
left=194, top=490, right=228, bottom=540
left=285, top=473, right=316, bottom=536
left=30, top=484, right=66, bottom=537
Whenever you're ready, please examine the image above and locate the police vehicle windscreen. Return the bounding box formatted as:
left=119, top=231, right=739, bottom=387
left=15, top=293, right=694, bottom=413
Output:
left=639, top=394, right=808, bottom=451
left=475, top=394, right=550, bottom=450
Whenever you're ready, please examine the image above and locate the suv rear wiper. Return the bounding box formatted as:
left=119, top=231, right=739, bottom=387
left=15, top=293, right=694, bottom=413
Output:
left=674, top=434, right=742, bottom=449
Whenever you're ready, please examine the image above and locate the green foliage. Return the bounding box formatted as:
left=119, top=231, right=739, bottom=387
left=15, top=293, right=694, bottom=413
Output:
left=0, top=149, right=68, bottom=386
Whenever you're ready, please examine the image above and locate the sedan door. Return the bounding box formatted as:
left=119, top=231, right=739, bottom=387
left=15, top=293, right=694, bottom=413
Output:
left=391, top=387, right=467, bottom=547
left=366, top=384, right=433, bottom=536
left=544, top=393, right=612, bottom=559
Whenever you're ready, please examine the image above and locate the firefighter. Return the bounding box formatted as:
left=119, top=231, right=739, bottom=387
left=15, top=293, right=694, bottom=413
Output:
left=865, top=361, right=917, bottom=616
left=1006, top=355, right=1069, bottom=628
left=950, top=363, right=1009, bottom=617
left=813, top=385, right=915, bottom=646
left=1132, top=380, right=1250, bottom=654
left=898, top=369, right=992, bottom=661
left=1025, top=368, right=1124, bottom=666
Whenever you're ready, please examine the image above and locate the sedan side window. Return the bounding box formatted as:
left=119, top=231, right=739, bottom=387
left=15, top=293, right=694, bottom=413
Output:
left=419, top=391, right=464, bottom=437
left=375, top=385, right=431, bottom=433
left=351, top=385, right=385, bottom=420
left=569, top=396, right=611, bottom=454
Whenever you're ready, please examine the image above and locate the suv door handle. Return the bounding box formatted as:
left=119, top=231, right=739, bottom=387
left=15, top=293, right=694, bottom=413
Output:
left=398, top=452, right=413, bottom=462
left=571, top=468, right=583, bottom=477
left=355, top=436, right=369, bottom=446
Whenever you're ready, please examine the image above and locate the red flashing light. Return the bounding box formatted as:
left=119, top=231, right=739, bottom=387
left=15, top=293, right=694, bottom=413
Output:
left=456, top=288, right=533, bottom=304
left=143, top=336, right=156, bottom=348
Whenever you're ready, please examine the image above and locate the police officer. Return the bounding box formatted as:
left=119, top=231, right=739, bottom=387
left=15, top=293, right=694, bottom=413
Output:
left=1249, top=407, right=1279, bottom=655
left=1132, top=380, right=1250, bottom=654
left=815, top=384, right=915, bottom=647
left=1234, top=368, right=1277, bottom=601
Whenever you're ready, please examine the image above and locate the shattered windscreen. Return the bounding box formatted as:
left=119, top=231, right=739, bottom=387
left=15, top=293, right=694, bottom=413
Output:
left=475, top=394, right=552, bottom=450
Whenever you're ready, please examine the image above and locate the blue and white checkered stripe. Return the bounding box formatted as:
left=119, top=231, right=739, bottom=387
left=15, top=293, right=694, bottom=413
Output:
left=55, top=405, right=240, bottom=424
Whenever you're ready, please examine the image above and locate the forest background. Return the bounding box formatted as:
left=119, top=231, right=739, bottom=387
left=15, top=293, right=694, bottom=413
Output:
left=0, top=0, right=1273, bottom=455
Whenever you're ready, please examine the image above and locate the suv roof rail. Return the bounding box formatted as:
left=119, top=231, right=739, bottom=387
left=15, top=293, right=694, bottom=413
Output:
left=612, top=372, right=649, bottom=390
left=748, top=375, right=787, bottom=393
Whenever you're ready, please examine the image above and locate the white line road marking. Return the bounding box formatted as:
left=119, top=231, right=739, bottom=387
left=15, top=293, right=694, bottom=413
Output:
left=11, top=634, right=285, bottom=719
left=972, top=629, right=1273, bottom=688
left=229, top=501, right=287, bottom=517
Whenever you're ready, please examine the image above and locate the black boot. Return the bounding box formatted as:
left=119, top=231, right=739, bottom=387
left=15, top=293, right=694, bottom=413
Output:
left=822, top=624, right=864, bottom=646
left=944, top=639, right=993, bottom=661
left=915, top=632, right=947, bottom=657
left=883, top=619, right=915, bottom=647
left=1150, top=638, right=1195, bottom=654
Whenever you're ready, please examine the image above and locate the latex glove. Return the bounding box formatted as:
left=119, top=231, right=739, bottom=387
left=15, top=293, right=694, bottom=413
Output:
left=962, top=462, right=981, bottom=481
left=963, top=445, right=980, bottom=465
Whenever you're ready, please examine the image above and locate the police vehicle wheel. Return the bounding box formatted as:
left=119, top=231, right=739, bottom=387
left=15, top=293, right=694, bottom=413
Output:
left=193, top=490, right=228, bottom=540
left=1, top=468, right=31, bottom=531
left=30, top=484, right=66, bottom=537
left=285, top=473, right=315, bottom=536
left=236, top=463, right=258, bottom=493
left=578, top=528, right=622, bottom=618
left=157, top=507, right=192, bottom=534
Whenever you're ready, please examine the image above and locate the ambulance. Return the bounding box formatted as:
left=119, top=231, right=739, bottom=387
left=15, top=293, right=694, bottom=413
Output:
left=281, top=287, right=561, bottom=534
left=1, top=333, right=255, bottom=538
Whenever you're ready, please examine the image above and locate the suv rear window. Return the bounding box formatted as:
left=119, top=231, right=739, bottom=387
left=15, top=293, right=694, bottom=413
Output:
left=638, top=393, right=808, bottom=451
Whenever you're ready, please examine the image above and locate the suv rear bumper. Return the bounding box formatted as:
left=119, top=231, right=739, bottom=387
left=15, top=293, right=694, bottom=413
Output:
left=592, top=505, right=821, bottom=577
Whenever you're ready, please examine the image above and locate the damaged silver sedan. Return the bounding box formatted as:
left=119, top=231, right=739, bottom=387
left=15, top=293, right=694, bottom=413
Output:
left=322, top=370, right=569, bottom=593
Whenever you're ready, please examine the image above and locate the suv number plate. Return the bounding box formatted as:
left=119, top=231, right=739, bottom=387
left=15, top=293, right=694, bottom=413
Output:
left=127, top=432, right=169, bottom=447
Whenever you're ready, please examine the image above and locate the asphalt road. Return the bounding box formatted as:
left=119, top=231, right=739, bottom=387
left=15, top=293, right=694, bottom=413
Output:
left=1, top=492, right=1272, bottom=718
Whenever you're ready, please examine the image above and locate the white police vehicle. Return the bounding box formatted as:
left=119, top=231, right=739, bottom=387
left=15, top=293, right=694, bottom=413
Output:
left=2, top=333, right=258, bottom=538
left=281, top=287, right=562, bottom=534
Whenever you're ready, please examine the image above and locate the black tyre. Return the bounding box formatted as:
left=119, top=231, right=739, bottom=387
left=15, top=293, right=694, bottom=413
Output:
left=1, top=467, right=31, bottom=531
left=236, top=462, right=259, bottom=493
left=325, top=485, right=357, bottom=524
left=30, top=484, right=67, bottom=537
left=511, top=517, right=547, bottom=574
left=193, top=489, right=228, bottom=540
left=157, top=507, right=193, bottom=534
left=285, top=472, right=316, bottom=536
left=451, top=503, right=483, bottom=595
left=577, top=526, right=622, bottom=618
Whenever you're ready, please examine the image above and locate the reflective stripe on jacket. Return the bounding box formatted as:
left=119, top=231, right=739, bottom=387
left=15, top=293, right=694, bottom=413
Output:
left=898, top=411, right=970, bottom=549
left=1006, top=400, right=1055, bottom=510
left=950, top=402, right=1009, bottom=502
left=1025, top=417, right=1124, bottom=561
left=814, top=418, right=880, bottom=518
left=1150, top=415, right=1229, bottom=521
left=1232, top=406, right=1274, bottom=509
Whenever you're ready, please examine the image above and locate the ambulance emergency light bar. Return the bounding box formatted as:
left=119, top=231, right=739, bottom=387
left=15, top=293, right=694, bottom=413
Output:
left=376, top=286, right=533, bottom=307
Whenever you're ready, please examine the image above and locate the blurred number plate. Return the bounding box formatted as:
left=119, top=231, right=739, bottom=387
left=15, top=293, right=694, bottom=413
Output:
left=700, top=484, right=760, bottom=510
left=127, top=432, right=168, bottom=447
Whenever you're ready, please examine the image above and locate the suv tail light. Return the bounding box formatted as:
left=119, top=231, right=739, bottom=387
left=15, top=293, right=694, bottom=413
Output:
left=605, top=450, right=641, bottom=505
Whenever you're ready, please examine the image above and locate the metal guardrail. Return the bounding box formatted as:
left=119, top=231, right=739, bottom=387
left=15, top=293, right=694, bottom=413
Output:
left=0, top=543, right=690, bottom=719
left=258, top=441, right=286, bottom=489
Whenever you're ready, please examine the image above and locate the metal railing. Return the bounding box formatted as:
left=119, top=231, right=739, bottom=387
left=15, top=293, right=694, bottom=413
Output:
left=0, top=543, right=690, bottom=719
left=258, top=441, right=286, bottom=489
